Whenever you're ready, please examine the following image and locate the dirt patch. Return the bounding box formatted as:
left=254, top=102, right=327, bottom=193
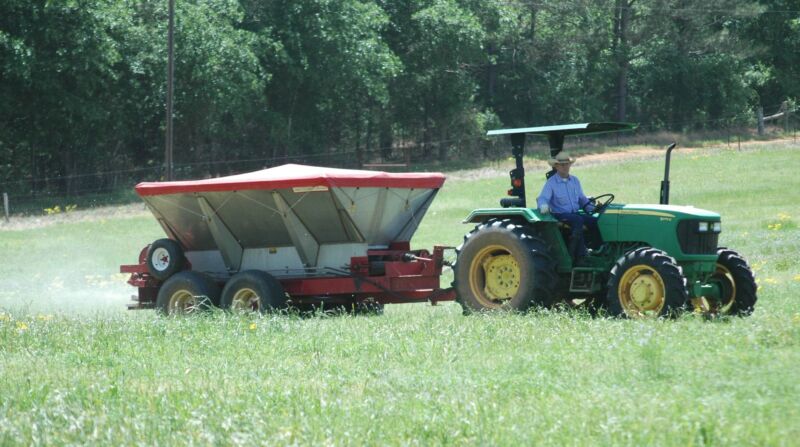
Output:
left=0, top=203, right=150, bottom=231
left=446, top=137, right=798, bottom=181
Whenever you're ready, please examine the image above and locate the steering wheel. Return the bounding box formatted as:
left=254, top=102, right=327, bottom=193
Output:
left=587, top=193, right=614, bottom=214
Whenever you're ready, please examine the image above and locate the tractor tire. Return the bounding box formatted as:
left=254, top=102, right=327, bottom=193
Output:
left=220, top=270, right=288, bottom=314
left=156, top=271, right=220, bottom=315
left=453, top=218, right=557, bottom=313
left=605, top=247, right=688, bottom=318
left=711, top=248, right=757, bottom=316
left=146, top=238, right=185, bottom=281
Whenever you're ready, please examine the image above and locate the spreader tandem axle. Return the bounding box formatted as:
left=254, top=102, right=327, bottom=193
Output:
left=121, top=122, right=757, bottom=318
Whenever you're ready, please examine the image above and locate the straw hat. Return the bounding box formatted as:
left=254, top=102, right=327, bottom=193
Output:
left=547, top=152, right=576, bottom=167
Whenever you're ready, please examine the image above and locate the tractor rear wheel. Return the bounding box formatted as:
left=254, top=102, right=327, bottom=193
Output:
left=606, top=247, right=688, bottom=318
left=220, top=270, right=287, bottom=314
left=156, top=271, right=220, bottom=315
left=710, top=248, right=757, bottom=316
left=453, top=219, right=556, bottom=313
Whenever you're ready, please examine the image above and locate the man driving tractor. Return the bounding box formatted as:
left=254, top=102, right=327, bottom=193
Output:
left=536, top=152, right=601, bottom=261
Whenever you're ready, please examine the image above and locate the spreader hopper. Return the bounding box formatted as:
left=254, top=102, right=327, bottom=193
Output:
left=135, top=164, right=445, bottom=277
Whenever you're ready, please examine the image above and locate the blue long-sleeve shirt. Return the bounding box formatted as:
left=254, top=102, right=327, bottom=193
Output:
left=536, top=174, right=592, bottom=214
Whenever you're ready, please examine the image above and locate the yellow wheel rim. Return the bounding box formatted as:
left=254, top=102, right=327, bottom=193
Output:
left=468, top=244, right=521, bottom=308
left=168, top=289, right=198, bottom=314
left=714, top=264, right=736, bottom=314
left=618, top=264, right=666, bottom=317
left=231, top=287, right=261, bottom=312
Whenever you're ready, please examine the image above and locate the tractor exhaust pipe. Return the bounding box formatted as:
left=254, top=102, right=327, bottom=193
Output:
left=660, top=142, right=677, bottom=205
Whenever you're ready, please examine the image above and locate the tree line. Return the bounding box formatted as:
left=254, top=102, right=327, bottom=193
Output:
left=1, top=0, right=798, bottom=196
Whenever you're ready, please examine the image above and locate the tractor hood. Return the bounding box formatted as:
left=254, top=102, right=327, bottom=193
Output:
left=603, top=204, right=720, bottom=220
left=600, top=204, right=721, bottom=261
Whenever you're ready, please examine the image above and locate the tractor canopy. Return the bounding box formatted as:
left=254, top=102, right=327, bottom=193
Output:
left=487, top=122, right=638, bottom=154
left=486, top=122, right=637, bottom=137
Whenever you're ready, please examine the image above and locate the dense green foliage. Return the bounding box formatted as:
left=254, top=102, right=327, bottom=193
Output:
left=1, top=0, right=799, bottom=197
left=1, top=144, right=799, bottom=445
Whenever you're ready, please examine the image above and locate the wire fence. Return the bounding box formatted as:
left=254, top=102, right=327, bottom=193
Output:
left=1, top=115, right=797, bottom=215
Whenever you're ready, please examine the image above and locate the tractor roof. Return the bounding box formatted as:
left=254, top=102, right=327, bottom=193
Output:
left=487, top=122, right=637, bottom=137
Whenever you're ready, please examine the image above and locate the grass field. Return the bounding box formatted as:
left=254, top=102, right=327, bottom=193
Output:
left=1, top=143, right=799, bottom=445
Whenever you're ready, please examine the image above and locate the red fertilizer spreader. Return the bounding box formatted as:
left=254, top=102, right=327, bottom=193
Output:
left=120, top=164, right=456, bottom=313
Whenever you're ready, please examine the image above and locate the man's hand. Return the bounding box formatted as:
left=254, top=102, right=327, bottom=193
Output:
left=539, top=204, right=550, bottom=215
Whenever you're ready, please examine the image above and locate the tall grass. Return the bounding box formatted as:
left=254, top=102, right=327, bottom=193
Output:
left=1, top=144, right=799, bottom=445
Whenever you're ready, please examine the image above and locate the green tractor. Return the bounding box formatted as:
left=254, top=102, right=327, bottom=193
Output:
left=452, top=123, right=757, bottom=318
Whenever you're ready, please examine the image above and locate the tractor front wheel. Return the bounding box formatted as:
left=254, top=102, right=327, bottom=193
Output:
left=453, top=219, right=556, bottom=313
left=606, top=247, right=688, bottom=318
left=220, top=270, right=287, bottom=314
left=710, top=248, right=757, bottom=316
left=156, top=271, right=220, bottom=315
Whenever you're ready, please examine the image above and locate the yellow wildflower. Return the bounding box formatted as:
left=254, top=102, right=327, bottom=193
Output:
left=764, top=278, right=778, bottom=285
left=36, top=314, right=53, bottom=321
left=16, top=321, right=28, bottom=331
left=778, top=212, right=791, bottom=221
left=249, top=323, right=257, bottom=331
left=0, top=313, right=10, bottom=322
left=794, top=274, right=800, bottom=282
left=794, top=314, right=800, bottom=324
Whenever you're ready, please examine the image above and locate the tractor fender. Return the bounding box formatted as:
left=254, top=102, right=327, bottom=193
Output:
left=461, top=208, right=571, bottom=273
left=462, top=207, right=557, bottom=224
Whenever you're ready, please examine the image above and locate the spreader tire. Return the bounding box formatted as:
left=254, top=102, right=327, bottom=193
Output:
left=606, top=247, right=688, bottom=318
left=146, top=238, right=185, bottom=281
left=220, top=270, right=287, bottom=313
left=453, top=219, right=556, bottom=313
left=156, top=271, right=220, bottom=315
left=712, top=248, right=757, bottom=316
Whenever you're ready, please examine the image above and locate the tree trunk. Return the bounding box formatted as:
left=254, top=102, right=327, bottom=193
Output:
left=614, top=0, right=632, bottom=122
left=355, top=115, right=363, bottom=167
left=438, top=128, right=448, bottom=162
left=487, top=43, right=497, bottom=107
left=379, top=113, right=393, bottom=160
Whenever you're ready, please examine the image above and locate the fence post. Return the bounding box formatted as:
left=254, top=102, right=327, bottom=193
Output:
left=757, top=107, right=764, bottom=136
left=782, top=101, right=789, bottom=133
left=3, top=192, right=8, bottom=223
left=726, top=126, right=730, bottom=149
left=737, top=135, right=741, bottom=151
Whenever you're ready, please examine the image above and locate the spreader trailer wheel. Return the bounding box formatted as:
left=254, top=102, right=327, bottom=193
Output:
left=146, top=238, right=185, bottom=281
left=156, top=271, right=221, bottom=315
left=220, top=270, right=288, bottom=314
left=606, top=247, right=689, bottom=319
left=453, top=219, right=556, bottom=313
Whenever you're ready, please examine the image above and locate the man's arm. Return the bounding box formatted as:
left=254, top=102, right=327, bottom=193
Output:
left=575, top=178, right=595, bottom=212
left=537, top=178, right=553, bottom=213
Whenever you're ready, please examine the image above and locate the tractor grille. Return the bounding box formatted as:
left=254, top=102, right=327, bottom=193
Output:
left=677, top=221, right=719, bottom=255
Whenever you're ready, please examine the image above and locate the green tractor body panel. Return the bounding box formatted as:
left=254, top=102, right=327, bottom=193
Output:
left=462, top=203, right=721, bottom=280
left=599, top=204, right=720, bottom=261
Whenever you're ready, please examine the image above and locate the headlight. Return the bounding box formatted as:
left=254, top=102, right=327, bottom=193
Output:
left=712, top=222, right=721, bottom=233
left=698, top=222, right=709, bottom=232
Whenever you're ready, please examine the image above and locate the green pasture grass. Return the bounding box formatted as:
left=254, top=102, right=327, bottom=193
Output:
left=1, top=144, right=799, bottom=445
